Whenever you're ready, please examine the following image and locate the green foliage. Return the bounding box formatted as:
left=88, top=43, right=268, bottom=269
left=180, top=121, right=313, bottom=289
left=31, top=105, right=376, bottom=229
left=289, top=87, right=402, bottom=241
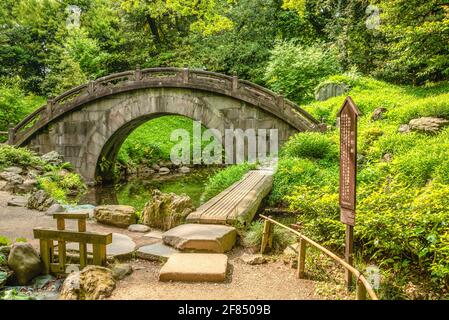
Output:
left=274, top=76, right=449, bottom=297
left=0, top=80, right=44, bottom=135
left=281, top=132, right=338, bottom=161
left=0, top=145, right=44, bottom=170
left=38, top=170, right=87, bottom=204
left=117, top=115, right=208, bottom=167
left=242, top=221, right=294, bottom=252
left=202, top=163, right=256, bottom=202
left=0, top=236, right=11, bottom=246
left=264, top=41, right=341, bottom=103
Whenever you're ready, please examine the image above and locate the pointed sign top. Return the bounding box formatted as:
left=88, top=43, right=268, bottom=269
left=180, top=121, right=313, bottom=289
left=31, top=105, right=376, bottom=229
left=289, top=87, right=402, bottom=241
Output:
left=338, top=96, right=361, bottom=116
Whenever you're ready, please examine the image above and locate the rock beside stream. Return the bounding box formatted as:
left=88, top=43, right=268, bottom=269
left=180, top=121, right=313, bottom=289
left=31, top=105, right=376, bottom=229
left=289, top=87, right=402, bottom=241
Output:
left=141, top=189, right=195, bottom=231
left=94, top=205, right=137, bottom=228
left=27, top=190, right=55, bottom=211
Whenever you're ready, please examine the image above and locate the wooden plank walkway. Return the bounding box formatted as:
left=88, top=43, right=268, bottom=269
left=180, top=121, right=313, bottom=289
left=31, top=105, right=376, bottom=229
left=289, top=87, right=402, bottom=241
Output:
left=186, top=169, right=273, bottom=225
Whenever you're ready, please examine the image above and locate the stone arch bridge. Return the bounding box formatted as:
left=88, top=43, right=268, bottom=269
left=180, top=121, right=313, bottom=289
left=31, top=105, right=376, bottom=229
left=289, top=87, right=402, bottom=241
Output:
left=8, top=67, right=321, bottom=184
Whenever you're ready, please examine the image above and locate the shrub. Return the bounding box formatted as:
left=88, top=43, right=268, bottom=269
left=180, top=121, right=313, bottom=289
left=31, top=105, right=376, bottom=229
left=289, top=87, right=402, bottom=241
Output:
left=264, top=41, right=341, bottom=103
left=269, top=158, right=338, bottom=205
left=281, top=132, right=338, bottom=161
left=242, top=221, right=294, bottom=253
left=285, top=185, right=344, bottom=248
left=202, top=163, right=256, bottom=202
left=0, top=145, right=44, bottom=170
left=0, top=236, right=11, bottom=246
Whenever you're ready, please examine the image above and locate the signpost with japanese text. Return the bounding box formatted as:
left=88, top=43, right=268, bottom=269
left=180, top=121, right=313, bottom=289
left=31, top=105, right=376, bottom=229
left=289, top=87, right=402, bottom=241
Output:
left=338, top=96, right=360, bottom=290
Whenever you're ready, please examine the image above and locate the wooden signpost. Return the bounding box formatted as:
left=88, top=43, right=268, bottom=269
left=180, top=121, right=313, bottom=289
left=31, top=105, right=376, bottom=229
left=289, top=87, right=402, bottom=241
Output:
left=338, top=96, right=360, bottom=290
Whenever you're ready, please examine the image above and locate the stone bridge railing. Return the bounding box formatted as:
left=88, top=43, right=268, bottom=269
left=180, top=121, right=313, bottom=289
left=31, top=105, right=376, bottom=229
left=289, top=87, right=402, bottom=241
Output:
left=10, top=67, right=322, bottom=146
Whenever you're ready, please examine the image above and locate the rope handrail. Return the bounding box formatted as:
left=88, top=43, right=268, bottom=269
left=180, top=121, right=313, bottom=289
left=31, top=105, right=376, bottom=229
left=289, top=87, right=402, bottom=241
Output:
left=259, top=214, right=378, bottom=300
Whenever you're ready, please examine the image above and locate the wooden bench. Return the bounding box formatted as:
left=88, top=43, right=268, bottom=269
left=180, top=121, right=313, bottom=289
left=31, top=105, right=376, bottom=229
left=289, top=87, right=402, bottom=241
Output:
left=33, top=212, right=112, bottom=274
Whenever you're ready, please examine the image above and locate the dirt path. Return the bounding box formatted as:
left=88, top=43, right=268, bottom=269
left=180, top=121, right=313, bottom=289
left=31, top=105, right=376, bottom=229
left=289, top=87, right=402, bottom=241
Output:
left=109, top=252, right=319, bottom=300
left=0, top=191, right=320, bottom=300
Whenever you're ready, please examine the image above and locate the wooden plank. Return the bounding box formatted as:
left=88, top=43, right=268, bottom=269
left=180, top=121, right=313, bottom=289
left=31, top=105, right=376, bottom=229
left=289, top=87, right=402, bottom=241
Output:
left=53, top=212, right=89, bottom=220
left=34, top=228, right=112, bottom=245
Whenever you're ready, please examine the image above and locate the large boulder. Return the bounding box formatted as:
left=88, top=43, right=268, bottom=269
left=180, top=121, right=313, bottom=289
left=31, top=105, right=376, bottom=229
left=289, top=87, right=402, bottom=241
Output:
left=93, top=205, right=137, bottom=228
left=7, top=243, right=42, bottom=285
left=41, top=151, right=64, bottom=166
left=27, top=190, right=55, bottom=211
left=141, top=190, right=195, bottom=231
left=59, top=266, right=116, bottom=300
left=19, top=178, right=38, bottom=193
left=408, top=117, right=449, bottom=133
left=315, top=82, right=349, bottom=101
left=0, top=172, right=23, bottom=192
left=371, top=107, right=388, bottom=121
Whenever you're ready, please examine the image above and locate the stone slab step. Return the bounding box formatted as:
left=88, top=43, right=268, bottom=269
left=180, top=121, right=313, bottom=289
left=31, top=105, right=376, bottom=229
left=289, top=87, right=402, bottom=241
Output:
left=159, top=253, right=228, bottom=282
left=66, top=233, right=136, bottom=259
left=162, top=224, right=236, bottom=253
left=136, top=242, right=178, bottom=261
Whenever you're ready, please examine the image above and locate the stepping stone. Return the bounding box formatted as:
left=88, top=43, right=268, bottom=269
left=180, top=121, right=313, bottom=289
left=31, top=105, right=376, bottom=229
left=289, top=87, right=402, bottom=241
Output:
left=128, top=224, right=151, bottom=233
left=144, top=230, right=163, bottom=239
left=162, top=224, right=236, bottom=253
left=137, top=242, right=178, bottom=261
left=7, top=196, right=28, bottom=207
left=66, top=233, right=136, bottom=259
left=159, top=253, right=228, bottom=282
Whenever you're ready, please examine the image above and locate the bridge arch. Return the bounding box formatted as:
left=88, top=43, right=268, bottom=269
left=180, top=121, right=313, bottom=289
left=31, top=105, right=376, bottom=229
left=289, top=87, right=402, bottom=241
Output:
left=10, top=68, right=322, bottom=184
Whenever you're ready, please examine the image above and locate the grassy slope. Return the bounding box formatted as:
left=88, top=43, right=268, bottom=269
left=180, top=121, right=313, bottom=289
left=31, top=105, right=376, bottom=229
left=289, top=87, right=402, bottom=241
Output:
left=117, top=115, right=209, bottom=166
left=272, top=76, right=449, bottom=299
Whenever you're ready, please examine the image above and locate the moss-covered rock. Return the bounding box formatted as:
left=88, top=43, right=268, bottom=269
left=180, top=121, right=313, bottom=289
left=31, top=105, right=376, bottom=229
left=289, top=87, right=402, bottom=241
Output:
left=141, top=189, right=195, bottom=231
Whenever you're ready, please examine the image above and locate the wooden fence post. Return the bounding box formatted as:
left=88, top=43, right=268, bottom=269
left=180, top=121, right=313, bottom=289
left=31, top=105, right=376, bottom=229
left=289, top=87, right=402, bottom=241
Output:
left=356, top=279, right=367, bottom=300
left=297, top=237, right=306, bottom=279
left=260, top=220, right=272, bottom=254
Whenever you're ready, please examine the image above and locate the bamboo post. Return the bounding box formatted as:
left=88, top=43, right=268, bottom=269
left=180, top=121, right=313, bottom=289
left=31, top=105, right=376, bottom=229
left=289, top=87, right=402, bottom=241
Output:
left=356, top=279, right=367, bottom=300
left=297, top=237, right=306, bottom=279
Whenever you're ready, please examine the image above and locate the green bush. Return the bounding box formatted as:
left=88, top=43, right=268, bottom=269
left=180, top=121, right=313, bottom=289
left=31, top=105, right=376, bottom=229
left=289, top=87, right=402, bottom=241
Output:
left=38, top=170, right=87, bottom=204
left=264, top=41, right=341, bottom=103
left=0, top=145, right=44, bottom=170
left=281, top=132, right=338, bottom=161
left=0, top=236, right=11, bottom=246
left=202, top=163, right=256, bottom=202
left=242, top=221, right=294, bottom=253
left=0, top=79, right=44, bottom=137
left=269, top=157, right=338, bottom=205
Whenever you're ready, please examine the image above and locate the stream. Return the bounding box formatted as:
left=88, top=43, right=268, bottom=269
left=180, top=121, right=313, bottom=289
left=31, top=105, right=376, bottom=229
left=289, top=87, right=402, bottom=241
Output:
left=79, top=167, right=220, bottom=211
